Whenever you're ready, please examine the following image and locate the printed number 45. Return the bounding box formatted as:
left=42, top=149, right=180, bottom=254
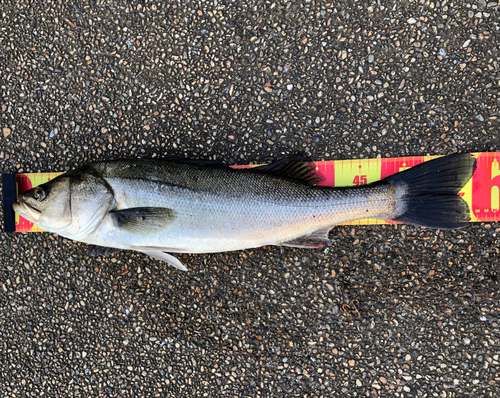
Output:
left=353, top=175, right=367, bottom=185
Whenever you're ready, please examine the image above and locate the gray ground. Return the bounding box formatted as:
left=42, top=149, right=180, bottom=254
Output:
left=1, top=0, right=499, bottom=396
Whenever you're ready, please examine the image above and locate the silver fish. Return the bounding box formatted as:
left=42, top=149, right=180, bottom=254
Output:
left=13, top=153, right=476, bottom=270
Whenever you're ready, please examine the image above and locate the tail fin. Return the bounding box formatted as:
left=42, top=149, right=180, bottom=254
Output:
left=385, top=153, right=476, bottom=229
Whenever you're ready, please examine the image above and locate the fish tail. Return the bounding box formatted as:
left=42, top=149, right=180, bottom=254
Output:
left=384, top=153, right=477, bottom=229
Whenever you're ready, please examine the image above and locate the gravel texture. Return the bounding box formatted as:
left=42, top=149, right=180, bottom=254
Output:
left=1, top=0, right=499, bottom=397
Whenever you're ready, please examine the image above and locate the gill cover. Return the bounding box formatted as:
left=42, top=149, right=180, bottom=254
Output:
left=63, top=170, right=114, bottom=239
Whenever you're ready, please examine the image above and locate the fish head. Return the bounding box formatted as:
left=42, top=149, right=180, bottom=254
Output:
left=13, top=168, right=114, bottom=239
left=14, top=177, right=73, bottom=231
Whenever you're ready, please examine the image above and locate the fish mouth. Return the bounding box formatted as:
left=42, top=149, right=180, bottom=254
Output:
left=13, top=198, right=42, bottom=223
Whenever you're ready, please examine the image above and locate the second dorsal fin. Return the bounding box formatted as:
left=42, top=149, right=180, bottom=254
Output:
left=252, top=153, right=324, bottom=185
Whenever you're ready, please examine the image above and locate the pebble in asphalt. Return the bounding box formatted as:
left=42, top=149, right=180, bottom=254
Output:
left=1, top=1, right=499, bottom=397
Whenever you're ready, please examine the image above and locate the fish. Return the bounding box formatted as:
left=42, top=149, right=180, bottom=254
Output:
left=13, top=153, right=476, bottom=271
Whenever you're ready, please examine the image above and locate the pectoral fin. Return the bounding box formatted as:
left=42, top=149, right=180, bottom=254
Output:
left=110, top=207, right=176, bottom=235
left=137, top=250, right=187, bottom=271
left=280, top=226, right=334, bottom=248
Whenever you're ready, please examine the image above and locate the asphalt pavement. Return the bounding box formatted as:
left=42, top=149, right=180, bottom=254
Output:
left=1, top=1, right=499, bottom=396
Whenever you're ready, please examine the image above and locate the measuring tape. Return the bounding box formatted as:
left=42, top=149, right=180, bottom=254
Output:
left=3, top=152, right=499, bottom=232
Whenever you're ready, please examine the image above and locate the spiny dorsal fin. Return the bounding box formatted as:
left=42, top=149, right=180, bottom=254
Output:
left=252, top=153, right=324, bottom=185
left=164, top=158, right=228, bottom=168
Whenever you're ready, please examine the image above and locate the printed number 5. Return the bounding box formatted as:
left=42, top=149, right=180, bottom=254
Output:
left=353, top=175, right=368, bottom=185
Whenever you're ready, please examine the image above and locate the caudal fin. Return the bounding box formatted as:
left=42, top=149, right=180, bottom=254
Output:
left=385, top=153, right=476, bottom=229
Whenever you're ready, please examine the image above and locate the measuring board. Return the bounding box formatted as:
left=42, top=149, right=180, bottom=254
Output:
left=2, top=152, right=499, bottom=233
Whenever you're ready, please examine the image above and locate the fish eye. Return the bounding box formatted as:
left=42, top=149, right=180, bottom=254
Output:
left=33, top=187, right=46, bottom=202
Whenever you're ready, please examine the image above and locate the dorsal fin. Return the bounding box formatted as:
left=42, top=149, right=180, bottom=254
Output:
left=252, top=153, right=324, bottom=185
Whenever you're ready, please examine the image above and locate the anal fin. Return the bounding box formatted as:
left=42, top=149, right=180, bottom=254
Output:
left=280, top=226, right=334, bottom=249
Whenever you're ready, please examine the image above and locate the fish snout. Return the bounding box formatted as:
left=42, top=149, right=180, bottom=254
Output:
left=13, top=196, right=42, bottom=222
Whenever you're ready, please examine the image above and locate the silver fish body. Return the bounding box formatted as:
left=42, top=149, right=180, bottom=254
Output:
left=83, top=160, right=394, bottom=252
left=13, top=154, right=476, bottom=270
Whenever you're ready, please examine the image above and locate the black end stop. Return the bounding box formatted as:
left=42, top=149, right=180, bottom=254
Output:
left=2, top=173, right=17, bottom=232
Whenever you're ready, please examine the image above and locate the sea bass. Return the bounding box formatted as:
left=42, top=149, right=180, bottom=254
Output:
left=13, top=153, right=476, bottom=270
